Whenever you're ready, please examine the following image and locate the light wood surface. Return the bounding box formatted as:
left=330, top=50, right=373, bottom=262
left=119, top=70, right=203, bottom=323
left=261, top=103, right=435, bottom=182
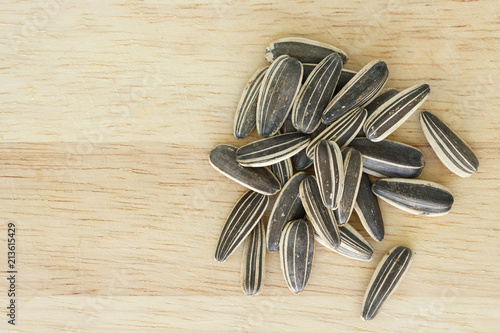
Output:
left=0, top=1, right=499, bottom=332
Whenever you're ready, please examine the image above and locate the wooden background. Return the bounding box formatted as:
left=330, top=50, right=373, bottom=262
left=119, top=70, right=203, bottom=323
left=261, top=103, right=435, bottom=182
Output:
left=0, top=0, right=499, bottom=331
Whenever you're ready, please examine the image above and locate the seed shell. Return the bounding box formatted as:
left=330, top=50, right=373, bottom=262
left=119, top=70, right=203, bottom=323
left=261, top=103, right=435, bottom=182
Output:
left=362, top=246, right=413, bottom=321
left=257, top=55, right=303, bottom=137
left=214, top=191, right=269, bottom=262
left=292, top=53, right=343, bottom=134
left=364, top=88, right=400, bottom=116
left=364, top=83, right=430, bottom=142
left=349, top=138, right=425, bottom=178
left=302, top=63, right=316, bottom=83
left=306, top=107, right=367, bottom=158
left=335, top=147, right=363, bottom=225
left=372, top=178, right=454, bottom=216
left=354, top=173, right=384, bottom=242
left=271, top=158, right=294, bottom=187
left=299, top=175, right=340, bottom=249
left=335, top=69, right=356, bottom=95
left=267, top=172, right=308, bottom=252
left=420, top=111, right=479, bottom=177
left=322, top=60, right=388, bottom=124
left=314, top=140, right=344, bottom=210
left=233, top=66, right=268, bottom=139
left=209, top=145, right=281, bottom=195
left=280, top=113, right=297, bottom=134
left=265, top=37, right=348, bottom=64
left=315, top=224, right=374, bottom=262
left=241, top=219, right=266, bottom=296
left=279, top=219, right=315, bottom=294
left=236, top=132, right=310, bottom=167
left=293, top=123, right=328, bottom=170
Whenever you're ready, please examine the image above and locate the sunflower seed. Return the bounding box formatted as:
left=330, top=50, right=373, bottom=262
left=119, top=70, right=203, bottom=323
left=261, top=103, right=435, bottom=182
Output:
left=372, top=178, right=454, bottom=216
left=209, top=144, right=281, bottom=195
left=267, top=172, right=308, bottom=252
left=299, top=175, right=340, bottom=249
left=265, top=37, right=348, bottom=64
left=292, top=53, right=343, bottom=134
left=420, top=111, right=479, bottom=177
left=364, top=83, right=430, bottom=142
left=335, top=148, right=363, bottom=225
left=271, top=158, right=294, bottom=186
left=314, top=140, right=344, bottom=209
left=302, top=63, right=316, bottom=83
left=279, top=219, right=315, bottom=294
left=364, top=88, right=400, bottom=116
left=293, top=123, right=328, bottom=170
left=236, top=132, right=310, bottom=167
left=233, top=66, right=268, bottom=139
left=354, top=173, right=384, bottom=242
left=335, top=69, right=357, bottom=95
left=257, top=55, right=303, bottom=137
left=322, top=60, right=388, bottom=124
left=241, top=219, right=266, bottom=296
left=315, top=224, right=374, bottom=262
left=280, top=113, right=297, bottom=134
left=214, top=191, right=269, bottom=262
left=348, top=138, right=425, bottom=178
left=362, top=246, right=413, bottom=321
left=306, top=107, right=367, bottom=158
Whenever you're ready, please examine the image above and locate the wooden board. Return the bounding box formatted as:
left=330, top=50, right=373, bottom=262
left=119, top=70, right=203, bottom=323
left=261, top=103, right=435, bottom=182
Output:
left=0, top=0, right=499, bottom=331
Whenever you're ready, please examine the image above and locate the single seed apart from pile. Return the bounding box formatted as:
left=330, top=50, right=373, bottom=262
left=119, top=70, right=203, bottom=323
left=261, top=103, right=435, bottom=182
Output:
left=362, top=246, right=413, bottom=321
left=256, top=55, right=303, bottom=137
left=265, top=37, right=348, bottom=64
left=349, top=138, right=425, bottom=178
left=233, top=66, right=268, bottom=139
left=322, top=60, right=388, bottom=124
left=236, top=132, right=310, bottom=167
left=420, top=111, right=479, bottom=177
left=306, top=107, right=367, bottom=158
left=315, top=224, right=374, bottom=262
left=241, top=219, right=266, bottom=296
left=292, top=53, right=343, bottom=134
left=214, top=191, right=269, bottom=262
left=209, top=145, right=281, bottom=195
left=271, top=157, right=294, bottom=186
left=335, top=147, right=363, bottom=225
left=372, top=178, right=454, bottom=216
left=279, top=219, right=315, bottom=294
left=354, top=173, right=385, bottom=242
left=364, top=83, right=430, bottom=142
left=299, top=175, right=340, bottom=249
left=314, top=140, right=344, bottom=210
left=267, top=172, right=308, bottom=252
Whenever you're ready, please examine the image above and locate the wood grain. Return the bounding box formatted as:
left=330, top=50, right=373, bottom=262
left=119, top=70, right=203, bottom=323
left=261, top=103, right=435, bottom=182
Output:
left=0, top=0, right=499, bottom=331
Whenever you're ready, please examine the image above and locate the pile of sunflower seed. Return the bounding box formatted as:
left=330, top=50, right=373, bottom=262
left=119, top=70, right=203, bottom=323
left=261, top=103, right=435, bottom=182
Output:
left=209, top=37, right=479, bottom=321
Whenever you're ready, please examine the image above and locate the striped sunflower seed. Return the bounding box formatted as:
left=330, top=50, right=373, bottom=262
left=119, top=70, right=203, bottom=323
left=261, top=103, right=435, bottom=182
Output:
left=364, top=83, right=430, bottom=142
left=364, top=88, right=400, bottom=116
left=209, top=145, right=281, bottom=195
left=420, top=111, right=479, bottom=177
left=348, top=138, right=425, bottom=178
left=280, top=113, right=297, bottom=134
left=372, top=178, right=454, bottom=216
left=335, top=147, right=363, bottom=225
left=271, top=158, right=294, bottom=187
left=267, top=172, right=308, bottom=252
left=293, top=123, right=327, bottom=170
left=214, top=191, right=268, bottom=262
left=303, top=67, right=356, bottom=93
left=354, top=173, right=384, bottom=242
left=241, top=219, right=266, bottom=296
left=292, top=53, right=343, bottom=134
left=236, top=132, right=310, bottom=167
left=362, top=246, right=413, bottom=321
left=257, top=55, right=303, bottom=137
left=322, top=60, right=388, bottom=124
left=299, top=175, right=340, bottom=249
left=233, top=66, right=268, bottom=139
left=306, top=107, right=367, bottom=158
left=265, top=37, right=348, bottom=64
left=315, top=224, right=374, bottom=262
left=314, top=140, right=344, bottom=210
left=279, top=219, right=315, bottom=294
left=302, top=63, right=316, bottom=83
